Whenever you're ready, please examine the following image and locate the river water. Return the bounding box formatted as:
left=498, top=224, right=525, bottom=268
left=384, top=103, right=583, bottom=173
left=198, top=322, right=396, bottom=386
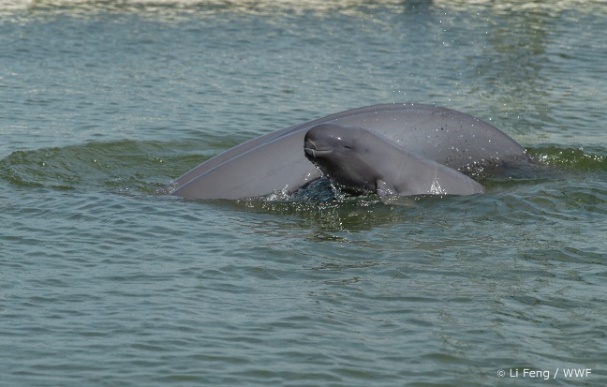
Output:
left=1, top=1, right=606, bottom=386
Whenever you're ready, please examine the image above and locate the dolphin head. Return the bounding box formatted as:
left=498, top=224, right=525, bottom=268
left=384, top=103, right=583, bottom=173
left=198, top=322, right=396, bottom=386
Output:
left=304, top=124, right=378, bottom=193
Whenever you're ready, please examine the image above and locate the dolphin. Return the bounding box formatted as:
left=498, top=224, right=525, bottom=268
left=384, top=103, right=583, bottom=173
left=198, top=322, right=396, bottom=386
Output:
left=171, top=103, right=526, bottom=200
left=304, top=124, right=485, bottom=197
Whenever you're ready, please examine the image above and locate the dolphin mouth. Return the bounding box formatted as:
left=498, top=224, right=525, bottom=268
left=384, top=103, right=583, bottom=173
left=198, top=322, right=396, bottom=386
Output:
left=304, top=147, right=332, bottom=157
left=304, top=139, right=332, bottom=160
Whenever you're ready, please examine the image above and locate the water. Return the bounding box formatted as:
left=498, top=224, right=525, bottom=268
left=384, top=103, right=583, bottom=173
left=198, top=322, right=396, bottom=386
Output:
left=1, top=1, right=607, bottom=385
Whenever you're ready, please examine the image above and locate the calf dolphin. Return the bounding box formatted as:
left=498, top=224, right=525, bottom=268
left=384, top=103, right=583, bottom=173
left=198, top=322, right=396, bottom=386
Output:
left=304, top=124, right=484, bottom=197
left=171, top=103, right=526, bottom=200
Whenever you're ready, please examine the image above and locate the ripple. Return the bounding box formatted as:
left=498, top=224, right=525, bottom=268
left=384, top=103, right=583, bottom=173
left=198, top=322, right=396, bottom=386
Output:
left=0, top=140, right=190, bottom=194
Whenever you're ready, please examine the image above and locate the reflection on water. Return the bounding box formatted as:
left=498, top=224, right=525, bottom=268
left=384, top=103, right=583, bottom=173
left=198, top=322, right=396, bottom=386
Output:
left=434, top=0, right=607, bottom=15
left=3, top=0, right=607, bottom=18
left=473, top=7, right=551, bottom=129
left=2, top=0, right=406, bottom=17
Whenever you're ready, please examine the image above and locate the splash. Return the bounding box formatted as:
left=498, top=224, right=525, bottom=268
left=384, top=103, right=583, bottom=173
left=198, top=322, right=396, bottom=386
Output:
left=429, top=179, right=447, bottom=195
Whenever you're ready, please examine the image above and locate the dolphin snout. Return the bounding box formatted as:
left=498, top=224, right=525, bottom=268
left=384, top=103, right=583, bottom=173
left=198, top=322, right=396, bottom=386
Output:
left=304, top=137, right=318, bottom=160
left=304, top=133, right=333, bottom=161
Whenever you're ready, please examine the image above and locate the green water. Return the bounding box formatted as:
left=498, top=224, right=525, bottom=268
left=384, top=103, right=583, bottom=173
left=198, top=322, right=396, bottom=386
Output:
left=1, top=1, right=606, bottom=386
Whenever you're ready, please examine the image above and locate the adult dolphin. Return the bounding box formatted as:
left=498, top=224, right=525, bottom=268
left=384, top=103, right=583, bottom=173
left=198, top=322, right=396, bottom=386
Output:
left=171, top=103, right=526, bottom=200
left=304, top=124, right=485, bottom=197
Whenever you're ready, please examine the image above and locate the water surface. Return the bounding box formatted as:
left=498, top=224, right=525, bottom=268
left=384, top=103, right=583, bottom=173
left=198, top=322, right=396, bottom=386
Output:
left=1, top=1, right=606, bottom=386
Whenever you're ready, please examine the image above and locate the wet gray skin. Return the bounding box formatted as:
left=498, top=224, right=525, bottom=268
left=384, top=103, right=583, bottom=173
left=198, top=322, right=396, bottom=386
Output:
left=304, top=124, right=485, bottom=197
left=172, top=104, right=525, bottom=200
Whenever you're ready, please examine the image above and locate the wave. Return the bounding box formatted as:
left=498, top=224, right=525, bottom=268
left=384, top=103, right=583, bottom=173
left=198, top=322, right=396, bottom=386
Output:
left=0, top=140, right=198, bottom=194
left=528, top=145, right=607, bottom=172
